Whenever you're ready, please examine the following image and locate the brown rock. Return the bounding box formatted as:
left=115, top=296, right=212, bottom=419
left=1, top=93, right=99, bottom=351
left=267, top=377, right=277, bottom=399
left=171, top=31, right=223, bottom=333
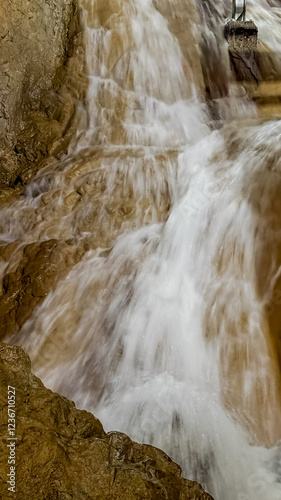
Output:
left=0, top=342, right=213, bottom=500
left=152, top=0, right=205, bottom=97
left=0, top=0, right=86, bottom=190
left=228, top=50, right=262, bottom=83
left=0, top=239, right=87, bottom=338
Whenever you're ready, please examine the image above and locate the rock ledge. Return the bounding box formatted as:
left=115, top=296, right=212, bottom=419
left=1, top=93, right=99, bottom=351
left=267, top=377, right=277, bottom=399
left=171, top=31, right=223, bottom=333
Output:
left=0, top=342, right=213, bottom=500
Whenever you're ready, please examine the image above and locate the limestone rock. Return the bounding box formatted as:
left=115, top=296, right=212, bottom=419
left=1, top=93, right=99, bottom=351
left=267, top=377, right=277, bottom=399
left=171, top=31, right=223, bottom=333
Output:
left=0, top=239, right=87, bottom=338
left=0, top=342, right=214, bottom=500
left=0, top=0, right=86, bottom=190
left=224, top=21, right=261, bottom=84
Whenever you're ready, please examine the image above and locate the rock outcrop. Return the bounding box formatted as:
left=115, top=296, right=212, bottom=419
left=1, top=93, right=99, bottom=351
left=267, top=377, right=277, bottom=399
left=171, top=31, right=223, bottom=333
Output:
left=0, top=0, right=89, bottom=338
left=0, top=239, right=89, bottom=338
left=0, top=342, right=213, bottom=500
left=0, top=0, right=86, bottom=193
left=152, top=0, right=205, bottom=96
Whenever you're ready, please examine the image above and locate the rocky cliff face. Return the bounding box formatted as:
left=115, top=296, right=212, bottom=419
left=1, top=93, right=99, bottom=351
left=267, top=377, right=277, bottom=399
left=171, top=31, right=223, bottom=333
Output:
left=0, top=0, right=86, bottom=195
left=0, top=0, right=88, bottom=337
left=0, top=342, right=213, bottom=500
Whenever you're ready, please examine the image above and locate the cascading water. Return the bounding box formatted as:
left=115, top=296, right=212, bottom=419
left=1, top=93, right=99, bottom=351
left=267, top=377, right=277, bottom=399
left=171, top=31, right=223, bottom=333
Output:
left=2, top=0, right=281, bottom=498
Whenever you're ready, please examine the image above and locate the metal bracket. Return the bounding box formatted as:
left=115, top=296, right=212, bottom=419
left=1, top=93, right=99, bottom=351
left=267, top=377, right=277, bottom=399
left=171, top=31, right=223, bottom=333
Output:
left=232, top=0, right=246, bottom=21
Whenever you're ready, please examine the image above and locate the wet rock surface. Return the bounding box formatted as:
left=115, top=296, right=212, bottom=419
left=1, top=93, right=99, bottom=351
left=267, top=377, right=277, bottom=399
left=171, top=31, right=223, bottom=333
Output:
left=0, top=342, right=213, bottom=500
left=152, top=0, right=205, bottom=95
left=0, top=0, right=86, bottom=191
left=0, top=239, right=87, bottom=338
left=0, top=145, right=175, bottom=340
left=224, top=21, right=260, bottom=84
left=224, top=21, right=258, bottom=52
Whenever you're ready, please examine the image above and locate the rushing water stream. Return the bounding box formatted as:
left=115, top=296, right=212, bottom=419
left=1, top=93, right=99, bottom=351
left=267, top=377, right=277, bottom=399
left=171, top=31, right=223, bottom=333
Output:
left=2, top=0, right=281, bottom=498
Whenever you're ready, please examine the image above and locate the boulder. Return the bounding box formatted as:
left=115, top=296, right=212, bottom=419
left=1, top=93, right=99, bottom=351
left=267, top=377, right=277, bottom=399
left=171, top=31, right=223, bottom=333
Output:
left=0, top=342, right=214, bottom=500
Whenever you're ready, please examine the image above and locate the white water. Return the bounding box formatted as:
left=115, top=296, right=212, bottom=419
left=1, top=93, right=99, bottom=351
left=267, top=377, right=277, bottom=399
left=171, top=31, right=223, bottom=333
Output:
left=248, top=0, right=281, bottom=53
left=3, top=1, right=281, bottom=499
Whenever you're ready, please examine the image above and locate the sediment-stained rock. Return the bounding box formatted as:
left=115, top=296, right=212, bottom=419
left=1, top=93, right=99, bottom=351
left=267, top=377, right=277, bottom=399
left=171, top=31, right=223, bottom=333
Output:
left=0, top=239, right=87, bottom=338
left=0, top=342, right=213, bottom=500
left=0, top=143, right=176, bottom=340
left=0, top=0, right=86, bottom=190
left=151, top=0, right=205, bottom=96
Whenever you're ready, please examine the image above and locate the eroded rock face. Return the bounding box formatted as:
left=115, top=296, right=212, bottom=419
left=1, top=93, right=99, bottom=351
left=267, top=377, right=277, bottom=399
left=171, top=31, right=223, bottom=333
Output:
left=0, top=239, right=88, bottom=338
left=0, top=342, right=213, bottom=500
left=205, top=124, right=281, bottom=448
left=0, top=0, right=86, bottom=191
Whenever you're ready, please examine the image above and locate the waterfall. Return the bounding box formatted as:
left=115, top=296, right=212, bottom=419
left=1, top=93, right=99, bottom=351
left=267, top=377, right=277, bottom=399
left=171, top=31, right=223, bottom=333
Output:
left=2, top=1, right=281, bottom=498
